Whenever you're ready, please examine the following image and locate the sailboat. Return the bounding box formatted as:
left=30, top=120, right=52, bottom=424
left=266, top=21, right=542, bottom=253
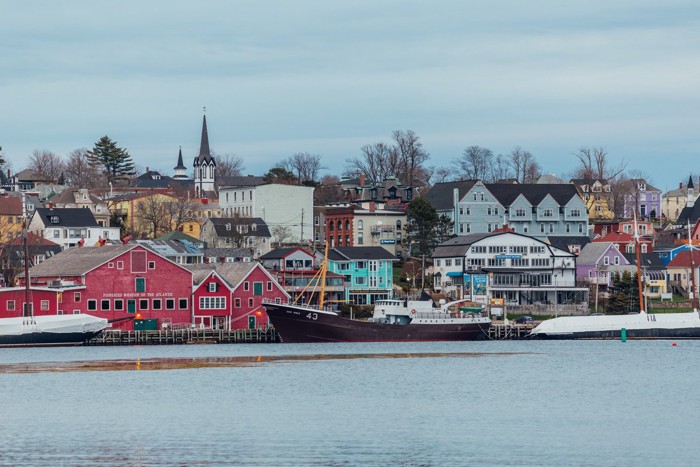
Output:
left=530, top=215, right=700, bottom=339
left=0, top=194, right=109, bottom=347
left=263, top=245, right=491, bottom=343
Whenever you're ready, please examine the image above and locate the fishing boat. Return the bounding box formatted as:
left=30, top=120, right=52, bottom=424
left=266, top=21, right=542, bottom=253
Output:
left=531, top=216, right=700, bottom=339
left=263, top=246, right=491, bottom=343
left=0, top=194, right=109, bottom=347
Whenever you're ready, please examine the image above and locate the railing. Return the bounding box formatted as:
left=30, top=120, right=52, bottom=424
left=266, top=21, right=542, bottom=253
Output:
left=503, top=304, right=589, bottom=316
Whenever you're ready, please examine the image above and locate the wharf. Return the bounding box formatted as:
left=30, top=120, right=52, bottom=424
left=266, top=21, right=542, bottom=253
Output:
left=488, top=323, right=533, bottom=340
left=87, top=328, right=279, bottom=345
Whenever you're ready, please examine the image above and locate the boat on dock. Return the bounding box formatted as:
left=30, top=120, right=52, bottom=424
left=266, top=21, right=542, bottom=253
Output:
left=0, top=314, right=109, bottom=347
left=531, top=216, right=700, bottom=340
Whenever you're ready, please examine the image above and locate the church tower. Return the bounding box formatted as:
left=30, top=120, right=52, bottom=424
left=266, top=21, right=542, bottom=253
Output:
left=687, top=175, right=696, bottom=208
left=193, top=109, right=216, bottom=197
left=172, top=146, right=189, bottom=180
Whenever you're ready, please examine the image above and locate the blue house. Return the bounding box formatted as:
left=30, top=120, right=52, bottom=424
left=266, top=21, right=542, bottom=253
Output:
left=654, top=243, right=689, bottom=267
left=326, top=247, right=398, bottom=305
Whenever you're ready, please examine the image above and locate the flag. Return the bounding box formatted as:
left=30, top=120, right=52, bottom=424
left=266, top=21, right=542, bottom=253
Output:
left=78, top=237, right=85, bottom=248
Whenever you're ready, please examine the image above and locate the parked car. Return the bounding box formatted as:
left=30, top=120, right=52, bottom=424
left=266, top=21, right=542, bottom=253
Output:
left=515, top=315, right=533, bottom=324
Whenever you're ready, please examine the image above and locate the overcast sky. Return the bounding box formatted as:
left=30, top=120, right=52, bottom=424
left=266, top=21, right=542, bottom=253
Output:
left=1, top=1, right=698, bottom=190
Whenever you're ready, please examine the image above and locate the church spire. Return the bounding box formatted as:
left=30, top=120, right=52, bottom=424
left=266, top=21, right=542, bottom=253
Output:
left=197, top=108, right=212, bottom=163
left=173, top=146, right=188, bottom=180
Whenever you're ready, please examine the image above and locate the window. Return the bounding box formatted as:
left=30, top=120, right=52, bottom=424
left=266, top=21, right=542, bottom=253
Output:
left=139, top=299, right=149, bottom=310
left=87, top=299, right=97, bottom=311
left=435, top=259, right=441, bottom=267
left=148, top=261, right=156, bottom=270
left=540, top=224, right=545, bottom=233
left=199, top=297, right=226, bottom=309
left=117, top=261, right=124, bottom=270
left=243, top=281, right=250, bottom=291
left=7, top=300, right=15, bottom=311
left=208, top=282, right=218, bottom=292
left=74, top=292, right=81, bottom=302
left=152, top=299, right=162, bottom=310
left=166, top=299, right=175, bottom=310
left=542, top=208, right=554, bottom=217
left=614, top=256, right=620, bottom=265
left=267, top=281, right=273, bottom=291
left=108, top=262, right=114, bottom=268
left=234, top=298, right=241, bottom=308
left=358, top=232, right=364, bottom=244
left=515, top=208, right=526, bottom=217
left=356, top=261, right=367, bottom=269
left=114, top=299, right=124, bottom=311
left=603, top=256, right=610, bottom=265
left=570, top=209, right=581, bottom=217
left=358, top=220, right=363, bottom=230
left=455, top=258, right=462, bottom=266
left=135, top=277, right=146, bottom=292
left=179, top=298, right=188, bottom=309
left=445, top=259, right=452, bottom=267
left=248, top=298, right=254, bottom=307
left=100, top=299, right=110, bottom=311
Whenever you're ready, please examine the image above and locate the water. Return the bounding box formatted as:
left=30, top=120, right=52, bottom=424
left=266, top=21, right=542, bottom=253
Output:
left=0, top=340, right=697, bottom=466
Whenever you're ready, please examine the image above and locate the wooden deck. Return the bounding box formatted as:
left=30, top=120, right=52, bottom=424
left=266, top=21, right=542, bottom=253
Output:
left=488, top=323, right=534, bottom=340
left=87, top=328, right=279, bottom=345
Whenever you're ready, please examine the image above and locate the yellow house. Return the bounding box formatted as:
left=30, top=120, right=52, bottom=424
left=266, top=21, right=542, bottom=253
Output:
left=571, top=179, right=614, bottom=221
left=182, top=199, right=221, bottom=239
left=0, top=196, right=24, bottom=242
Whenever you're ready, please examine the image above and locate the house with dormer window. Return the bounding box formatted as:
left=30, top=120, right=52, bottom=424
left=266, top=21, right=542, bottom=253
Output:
left=199, top=217, right=271, bottom=257
left=623, top=178, right=662, bottom=220
left=28, top=207, right=121, bottom=249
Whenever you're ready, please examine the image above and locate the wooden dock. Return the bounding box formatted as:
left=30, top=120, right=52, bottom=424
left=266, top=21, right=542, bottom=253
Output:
left=488, top=323, right=533, bottom=340
left=87, top=328, right=279, bottom=345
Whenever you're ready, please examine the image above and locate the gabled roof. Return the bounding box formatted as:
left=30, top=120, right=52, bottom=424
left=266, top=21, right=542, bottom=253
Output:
left=484, top=183, right=580, bottom=207
left=628, top=178, right=661, bottom=192
left=49, top=188, right=102, bottom=205
left=546, top=236, right=591, bottom=252
left=186, top=262, right=269, bottom=290
left=156, top=230, right=203, bottom=245
left=19, top=244, right=138, bottom=277
left=6, top=232, right=61, bottom=247
left=208, top=217, right=271, bottom=238
left=432, top=234, right=491, bottom=258
left=423, top=180, right=478, bottom=211
left=259, top=247, right=312, bottom=260
left=667, top=250, right=700, bottom=269
left=33, top=207, right=99, bottom=227
left=536, top=174, right=565, bottom=184
left=576, top=242, right=621, bottom=265
left=677, top=203, right=700, bottom=226
left=328, top=246, right=397, bottom=261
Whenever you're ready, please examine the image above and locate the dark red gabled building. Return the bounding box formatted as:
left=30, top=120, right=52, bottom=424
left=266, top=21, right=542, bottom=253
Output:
left=17, top=244, right=194, bottom=330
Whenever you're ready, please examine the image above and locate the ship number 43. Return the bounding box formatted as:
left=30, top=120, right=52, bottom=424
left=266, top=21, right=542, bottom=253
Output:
left=306, top=313, right=318, bottom=321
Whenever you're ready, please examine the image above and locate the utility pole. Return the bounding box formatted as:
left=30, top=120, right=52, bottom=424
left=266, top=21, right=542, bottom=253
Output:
left=421, top=254, right=425, bottom=290
left=300, top=208, right=304, bottom=243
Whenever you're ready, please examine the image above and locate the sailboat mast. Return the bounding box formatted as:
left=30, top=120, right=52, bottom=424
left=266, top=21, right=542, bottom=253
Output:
left=633, top=214, right=645, bottom=312
left=688, top=220, right=697, bottom=312
left=21, top=192, right=33, bottom=321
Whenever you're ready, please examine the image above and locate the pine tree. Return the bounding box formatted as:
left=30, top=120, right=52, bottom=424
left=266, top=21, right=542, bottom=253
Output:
left=405, top=197, right=440, bottom=257
left=87, top=136, right=135, bottom=182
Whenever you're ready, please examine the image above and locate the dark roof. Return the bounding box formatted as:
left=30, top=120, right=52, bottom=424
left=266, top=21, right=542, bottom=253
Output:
left=156, top=230, right=203, bottom=245
left=424, top=180, right=478, bottom=211
left=174, top=147, right=187, bottom=170
left=621, top=253, right=665, bottom=270
left=688, top=175, right=695, bottom=190
left=328, top=246, right=397, bottom=261
left=677, top=203, right=700, bottom=226
left=259, top=247, right=310, bottom=260
left=432, top=234, right=491, bottom=258
left=208, top=217, right=271, bottom=238
left=195, top=114, right=214, bottom=164
left=485, top=183, right=580, bottom=206
left=33, top=207, right=99, bottom=227
left=546, top=236, right=591, bottom=252
left=218, top=175, right=266, bottom=187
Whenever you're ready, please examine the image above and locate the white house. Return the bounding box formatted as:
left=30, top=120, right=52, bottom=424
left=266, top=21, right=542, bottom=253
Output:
left=219, top=183, right=314, bottom=244
left=28, top=207, right=121, bottom=249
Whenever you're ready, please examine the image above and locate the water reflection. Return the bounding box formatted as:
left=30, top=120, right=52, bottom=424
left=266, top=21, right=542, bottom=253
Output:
left=0, top=351, right=526, bottom=373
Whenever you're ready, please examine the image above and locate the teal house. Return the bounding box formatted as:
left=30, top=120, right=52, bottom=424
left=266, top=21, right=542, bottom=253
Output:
left=327, top=247, right=398, bottom=305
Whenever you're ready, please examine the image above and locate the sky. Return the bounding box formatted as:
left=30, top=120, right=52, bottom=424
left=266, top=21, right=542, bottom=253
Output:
left=1, top=1, right=698, bottom=191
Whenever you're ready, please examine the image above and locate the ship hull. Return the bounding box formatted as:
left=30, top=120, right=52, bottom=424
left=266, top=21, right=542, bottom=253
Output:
left=264, top=303, right=491, bottom=343
left=531, top=311, right=700, bottom=340
left=0, top=315, right=109, bottom=347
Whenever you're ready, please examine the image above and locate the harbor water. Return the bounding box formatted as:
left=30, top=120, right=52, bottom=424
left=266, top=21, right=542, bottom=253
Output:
left=1, top=340, right=698, bottom=466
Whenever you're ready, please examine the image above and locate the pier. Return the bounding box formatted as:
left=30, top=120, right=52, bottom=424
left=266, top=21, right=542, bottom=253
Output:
left=87, top=328, right=279, bottom=345
left=488, top=323, right=533, bottom=340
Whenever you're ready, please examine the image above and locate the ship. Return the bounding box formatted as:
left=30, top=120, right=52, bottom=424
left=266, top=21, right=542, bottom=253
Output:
left=0, top=193, right=109, bottom=347
left=531, top=216, right=700, bottom=339
left=264, top=297, right=491, bottom=343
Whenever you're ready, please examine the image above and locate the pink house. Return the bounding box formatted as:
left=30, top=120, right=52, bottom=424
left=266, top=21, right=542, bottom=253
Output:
left=189, top=262, right=290, bottom=330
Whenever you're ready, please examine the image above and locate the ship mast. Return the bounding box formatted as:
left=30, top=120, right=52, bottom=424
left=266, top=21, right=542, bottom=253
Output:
left=22, top=192, right=34, bottom=324
left=688, top=220, right=698, bottom=312
left=633, top=213, right=645, bottom=313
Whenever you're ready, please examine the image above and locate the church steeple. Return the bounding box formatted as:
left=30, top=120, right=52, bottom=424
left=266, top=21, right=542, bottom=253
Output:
left=173, top=146, right=188, bottom=180
left=193, top=107, right=216, bottom=197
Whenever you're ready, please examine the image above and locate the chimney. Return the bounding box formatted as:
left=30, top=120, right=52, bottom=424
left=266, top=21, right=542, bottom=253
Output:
left=369, top=201, right=376, bottom=212
left=680, top=182, right=684, bottom=189
left=359, top=174, right=365, bottom=187
left=146, top=166, right=149, bottom=172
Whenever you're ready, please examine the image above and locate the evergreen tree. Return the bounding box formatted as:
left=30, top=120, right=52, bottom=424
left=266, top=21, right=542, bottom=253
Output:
left=0, top=145, right=5, bottom=167
left=405, top=197, right=440, bottom=257
left=87, top=136, right=135, bottom=182
left=606, top=270, right=640, bottom=314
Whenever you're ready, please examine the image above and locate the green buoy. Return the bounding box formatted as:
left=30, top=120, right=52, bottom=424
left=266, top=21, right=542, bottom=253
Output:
left=621, top=328, right=627, bottom=343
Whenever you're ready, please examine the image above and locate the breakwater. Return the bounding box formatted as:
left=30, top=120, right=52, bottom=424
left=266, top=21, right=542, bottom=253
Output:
left=87, top=328, right=278, bottom=345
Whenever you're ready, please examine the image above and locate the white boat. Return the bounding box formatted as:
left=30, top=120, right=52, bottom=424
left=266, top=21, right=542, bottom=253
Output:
left=0, top=314, right=109, bottom=347
left=531, top=216, right=700, bottom=340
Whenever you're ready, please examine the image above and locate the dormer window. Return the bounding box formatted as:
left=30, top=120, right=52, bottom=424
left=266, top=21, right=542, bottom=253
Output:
left=406, top=188, right=413, bottom=200
left=389, top=187, right=397, bottom=199
left=638, top=183, right=646, bottom=191
left=370, top=188, right=377, bottom=200
left=226, top=223, right=231, bottom=231
left=50, top=215, right=60, bottom=224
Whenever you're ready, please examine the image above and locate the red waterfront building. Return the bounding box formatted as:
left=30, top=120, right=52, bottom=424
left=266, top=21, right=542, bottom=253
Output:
left=0, top=286, right=80, bottom=318
left=17, top=244, right=193, bottom=330
left=188, top=262, right=290, bottom=330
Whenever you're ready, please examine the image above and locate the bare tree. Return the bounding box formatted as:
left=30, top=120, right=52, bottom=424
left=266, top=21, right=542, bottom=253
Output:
left=490, top=154, right=513, bottom=182
left=164, top=197, right=198, bottom=232
left=572, top=146, right=627, bottom=182
left=271, top=225, right=292, bottom=246
left=454, top=146, right=494, bottom=180
left=426, top=166, right=453, bottom=186
left=133, top=195, right=171, bottom=239
left=214, top=152, right=244, bottom=178
left=64, top=148, right=103, bottom=188
left=345, top=142, right=395, bottom=183
left=314, top=175, right=346, bottom=205
left=280, top=152, right=325, bottom=184
left=508, top=147, right=542, bottom=183
left=29, top=150, right=65, bottom=182
left=391, top=130, right=430, bottom=186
